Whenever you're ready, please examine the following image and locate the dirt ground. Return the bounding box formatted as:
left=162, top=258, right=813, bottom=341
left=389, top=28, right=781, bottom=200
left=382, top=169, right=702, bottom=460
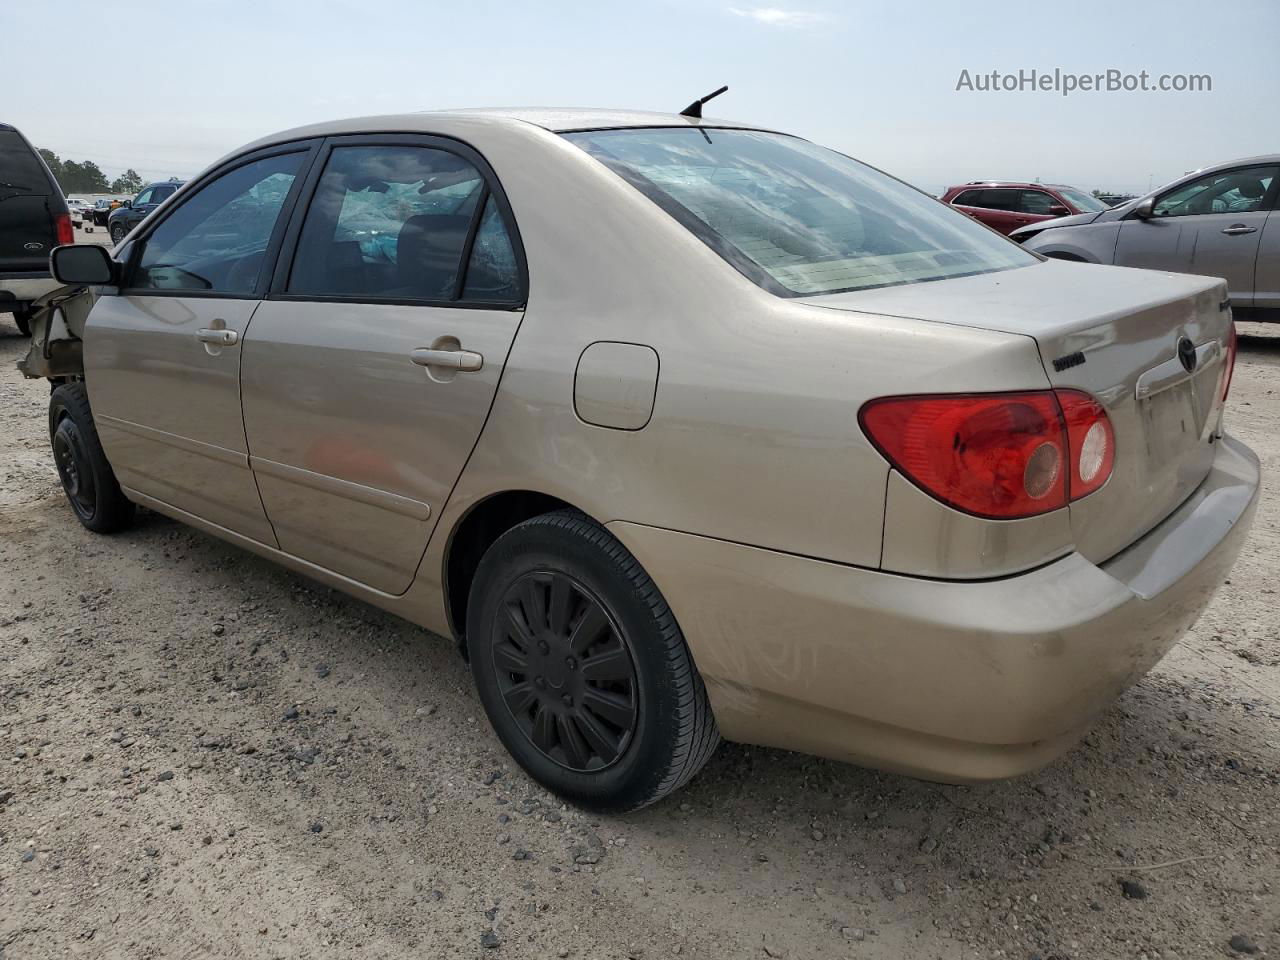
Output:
left=1, top=300, right=1277, bottom=960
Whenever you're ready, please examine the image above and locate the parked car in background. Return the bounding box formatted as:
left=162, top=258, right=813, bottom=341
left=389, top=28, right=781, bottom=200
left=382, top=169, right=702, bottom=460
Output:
left=107, top=179, right=184, bottom=244
left=66, top=197, right=91, bottom=226
left=1013, top=156, right=1279, bottom=319
left=89, top=198, right=119, bottom=227
left=0, top=122, right=70, bottom=335
left=941, top=181, right=1109, bottom=235
left=36, top=108, right=1256, bottom=812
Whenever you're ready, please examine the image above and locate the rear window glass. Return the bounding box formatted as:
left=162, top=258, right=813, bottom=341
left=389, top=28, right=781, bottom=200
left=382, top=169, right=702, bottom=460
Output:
left=564, top=128, right=1035, bottom=296
left=0, top=131, right=53, bottom=199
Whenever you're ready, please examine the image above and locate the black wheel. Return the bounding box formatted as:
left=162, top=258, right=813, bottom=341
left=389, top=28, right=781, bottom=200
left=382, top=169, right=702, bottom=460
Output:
left=109, top=223, right=127, bottom=245
left=48, top=383, right=135, bottom=533
left=12, top=309, right=31, bottom=337
left=467, top=511, right=719, bottom=812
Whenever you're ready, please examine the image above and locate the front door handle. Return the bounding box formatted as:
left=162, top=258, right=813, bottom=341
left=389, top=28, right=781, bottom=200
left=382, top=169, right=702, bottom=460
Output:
left=1221, top=224, right=1257, bottom=236
left=197, top=328, right=239, bottom=346
left=411, top=347, right=483, bottom=372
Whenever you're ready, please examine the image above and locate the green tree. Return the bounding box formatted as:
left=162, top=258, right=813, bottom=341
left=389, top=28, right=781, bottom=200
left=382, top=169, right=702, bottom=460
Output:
left=38, top=148, right=64, bottom=181
left=57, top=159, right=110, bottom=193
left=111, top=168, right=144, bottom=194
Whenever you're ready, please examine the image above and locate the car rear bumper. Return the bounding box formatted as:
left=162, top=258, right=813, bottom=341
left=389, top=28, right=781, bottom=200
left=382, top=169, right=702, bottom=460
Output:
left=0, top=274, right=59, bottom=310
left=609, top=434, right=1259, bottom=782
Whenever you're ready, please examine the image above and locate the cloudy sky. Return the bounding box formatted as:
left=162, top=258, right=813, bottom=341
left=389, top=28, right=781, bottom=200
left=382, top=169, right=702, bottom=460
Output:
left=4, top=0, right=1276, bottom=195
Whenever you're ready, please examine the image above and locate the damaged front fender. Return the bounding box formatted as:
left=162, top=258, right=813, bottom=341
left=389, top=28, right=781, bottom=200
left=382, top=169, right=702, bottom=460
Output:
left=16, top=285, right=95, bottom=381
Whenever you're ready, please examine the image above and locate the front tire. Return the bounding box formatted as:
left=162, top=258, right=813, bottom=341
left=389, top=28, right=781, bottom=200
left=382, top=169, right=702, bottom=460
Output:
left=12, top=309, right=31, bottom=337
left=109, top=223, right=127, bottom=245
left=467, top=511, right=719, bottom=812
left=49, top=383, right=135, bottom=533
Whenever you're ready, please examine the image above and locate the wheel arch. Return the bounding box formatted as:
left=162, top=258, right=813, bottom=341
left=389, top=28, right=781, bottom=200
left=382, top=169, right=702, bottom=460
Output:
left=443, top=489, right=594, bottom=645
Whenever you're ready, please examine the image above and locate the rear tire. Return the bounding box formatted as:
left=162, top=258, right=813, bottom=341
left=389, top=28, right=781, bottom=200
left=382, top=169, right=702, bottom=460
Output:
left=13, top=310, right=31, bottom=336
left=467, top=510, right=719, bottom=812
left=48, top=383, right=135, bottom=533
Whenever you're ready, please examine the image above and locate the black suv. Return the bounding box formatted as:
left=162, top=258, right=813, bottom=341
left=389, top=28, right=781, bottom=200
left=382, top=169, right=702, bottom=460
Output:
left=1, top=123, right=71, bottom=336
left=107, top=179, right=184, bottom=245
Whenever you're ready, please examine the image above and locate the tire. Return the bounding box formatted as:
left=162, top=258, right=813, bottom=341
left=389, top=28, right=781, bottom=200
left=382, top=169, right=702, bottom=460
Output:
left=48, top=383, right=135, bottom=533
left=109, top=223, right=127, bottom=245
left=467, top=510, right=719, bottom=813
left=13, top=310, right=31, bottom=337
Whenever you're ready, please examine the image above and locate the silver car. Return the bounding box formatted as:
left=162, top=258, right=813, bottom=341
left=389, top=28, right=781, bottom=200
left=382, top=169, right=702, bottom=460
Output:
left=36, top=109, right=1259, bottom=811
left=1012, top=155, right=1279, bottom=319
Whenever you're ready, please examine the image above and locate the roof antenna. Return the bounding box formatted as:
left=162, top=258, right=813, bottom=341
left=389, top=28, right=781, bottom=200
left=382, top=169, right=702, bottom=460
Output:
left=680, top=85, right=728, bottom=119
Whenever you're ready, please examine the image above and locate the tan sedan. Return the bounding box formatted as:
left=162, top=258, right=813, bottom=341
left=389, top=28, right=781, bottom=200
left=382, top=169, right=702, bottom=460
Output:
left=40, top=108, right=1258, bottom=811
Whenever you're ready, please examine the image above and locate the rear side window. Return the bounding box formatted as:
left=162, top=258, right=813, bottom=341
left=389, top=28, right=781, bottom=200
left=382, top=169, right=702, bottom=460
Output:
left=151, top=184, right=178, bottom=204
left=0, top=130, right=53, bottom=199
left=131, top=152, right=304, bottom=293
left=287, top=144, right=522, bottom=304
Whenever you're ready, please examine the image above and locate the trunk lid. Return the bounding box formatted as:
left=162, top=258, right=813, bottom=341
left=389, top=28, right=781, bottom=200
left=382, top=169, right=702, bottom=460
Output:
left=803, top=259, right=1232, bottom=563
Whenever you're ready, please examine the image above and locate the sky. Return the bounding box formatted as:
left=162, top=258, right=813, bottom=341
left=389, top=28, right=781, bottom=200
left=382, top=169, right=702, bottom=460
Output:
left=3, top=0, right=1277, bottom=196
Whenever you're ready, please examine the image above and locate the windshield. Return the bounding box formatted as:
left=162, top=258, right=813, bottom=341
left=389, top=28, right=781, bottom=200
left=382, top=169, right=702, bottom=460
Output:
left=1055, top=187, right=1107, bottom=213
left=563, top=128, right=1036, bottom=296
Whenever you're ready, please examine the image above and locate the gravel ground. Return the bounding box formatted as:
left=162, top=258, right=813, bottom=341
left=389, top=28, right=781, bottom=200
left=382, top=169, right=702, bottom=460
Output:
left=1, top=308, right=1277, bottom=960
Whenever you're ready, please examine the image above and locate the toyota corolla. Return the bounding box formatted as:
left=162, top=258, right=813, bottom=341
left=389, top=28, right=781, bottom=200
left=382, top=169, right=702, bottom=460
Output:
left=32, top=106, right=1258, bottom=812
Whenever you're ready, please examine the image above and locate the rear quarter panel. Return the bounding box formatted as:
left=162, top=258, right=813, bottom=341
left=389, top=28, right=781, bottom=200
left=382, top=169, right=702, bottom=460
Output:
left=401, top=118, right=1059, bottom=609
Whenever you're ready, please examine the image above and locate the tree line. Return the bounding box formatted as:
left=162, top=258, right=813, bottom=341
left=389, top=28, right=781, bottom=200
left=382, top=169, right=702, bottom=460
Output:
left=37, top=148, right=144, bottom=196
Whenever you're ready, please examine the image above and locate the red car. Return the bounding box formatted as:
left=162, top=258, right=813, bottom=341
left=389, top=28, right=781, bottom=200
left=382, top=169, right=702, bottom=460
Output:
left=940, top=181, right=1108, bottom=235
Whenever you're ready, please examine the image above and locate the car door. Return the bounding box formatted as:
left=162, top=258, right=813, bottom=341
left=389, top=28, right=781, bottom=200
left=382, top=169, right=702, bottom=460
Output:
left=1254, top=207, right=1280, bottom=310
left=240, top=135, right=527, bottom=594
left=953, top=188, right=1022, bottom=234
left=126, top=185, right=156, bottom=229
left=136, top=182, right=177, bottom=227
left=84, top=144, right=317, bottom=544
left=1113, top=164, right=1278, bottom=307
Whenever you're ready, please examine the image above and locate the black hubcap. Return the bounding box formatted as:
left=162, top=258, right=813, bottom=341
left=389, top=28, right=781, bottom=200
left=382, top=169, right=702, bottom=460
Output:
left=53, top=423, right=96, bottom=519
left=491, top=571, right=639, bottom=771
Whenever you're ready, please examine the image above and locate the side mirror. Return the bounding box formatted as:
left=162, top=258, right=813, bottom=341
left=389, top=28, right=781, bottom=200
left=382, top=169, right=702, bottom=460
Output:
left=1047, top=204, right=1069, bottom=217
left=123, top=199, right=132, bottom=208
left=1132, top=198, right=1155, bottom=219
left=51, top=244, right=117, bottom=285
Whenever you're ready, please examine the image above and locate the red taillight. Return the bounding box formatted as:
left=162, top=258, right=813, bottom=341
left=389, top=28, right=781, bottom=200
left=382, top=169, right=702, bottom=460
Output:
left=1222, top=322, right=1238, bottom=402
left=54, top=212, right=73, bottom=247
left=859, top=389, right=1115, bottom=520
left=1056, top=389, right=1115, bottom=500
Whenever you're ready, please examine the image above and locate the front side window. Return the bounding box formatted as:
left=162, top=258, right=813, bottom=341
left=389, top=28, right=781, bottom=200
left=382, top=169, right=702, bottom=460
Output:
left=566, top=128, right=1035, bottom=296
left=133, top=186, right=155, bottom=206
left=131, top=152, right=304, bottom=293
left=1018, top=190, right=1058, bottom=215
left=1153, top=166, right=1277, bottom=217
left=287, top=144, right=520, bottom=303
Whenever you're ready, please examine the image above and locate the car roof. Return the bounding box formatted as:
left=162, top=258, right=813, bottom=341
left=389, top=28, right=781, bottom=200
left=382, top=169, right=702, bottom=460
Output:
left=952, top=181, right=1074, bottom=191
left=232, top=107, right=776, bottom=159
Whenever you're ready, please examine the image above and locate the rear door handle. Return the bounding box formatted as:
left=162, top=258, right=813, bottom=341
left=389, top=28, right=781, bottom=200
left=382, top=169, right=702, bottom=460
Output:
left=1221, top=224, right=1257, bottom=236
left=196, top=328, right=238, bottom=346
left=411, top=347, right=483, bottom=372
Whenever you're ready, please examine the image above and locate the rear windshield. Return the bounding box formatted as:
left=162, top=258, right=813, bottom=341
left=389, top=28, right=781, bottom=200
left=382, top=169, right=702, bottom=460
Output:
left=0, top=131, right=53, bottom=200
left=563, top=128, right=1036, bottom=296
